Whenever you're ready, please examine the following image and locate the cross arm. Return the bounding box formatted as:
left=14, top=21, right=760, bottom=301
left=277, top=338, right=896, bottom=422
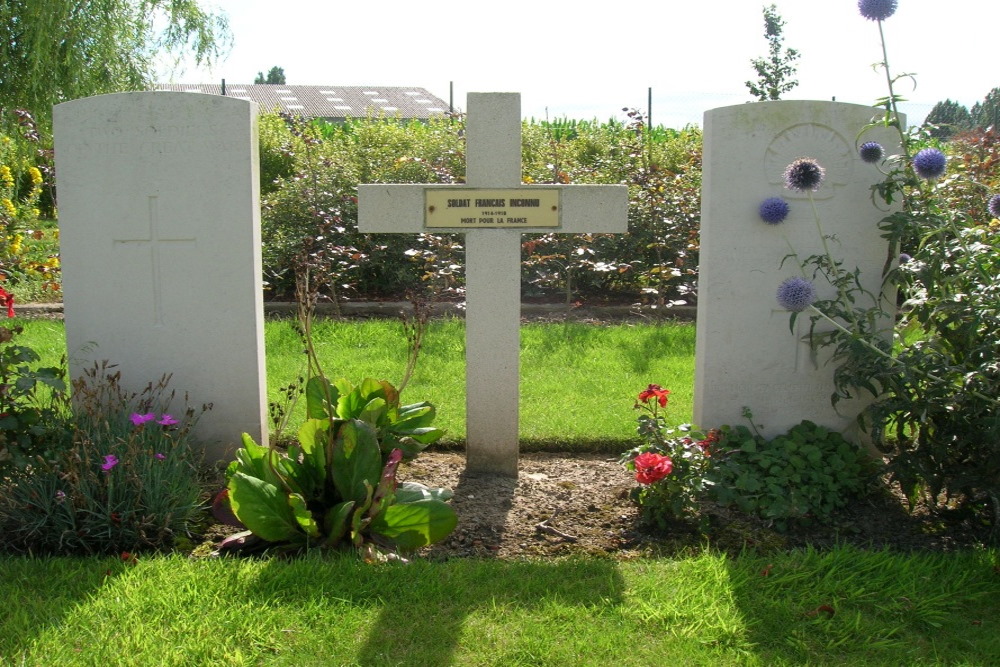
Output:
left=358, top=183, right=629, bottom=234
left=358, top=183, right=449, bottom=233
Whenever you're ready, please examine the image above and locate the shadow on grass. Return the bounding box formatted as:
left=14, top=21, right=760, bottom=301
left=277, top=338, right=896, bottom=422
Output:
left=0, top=554, right=131, bottom=658
left=721, top=545, right=1000, bottom=665
left=352, top=558, right=627, bottom=665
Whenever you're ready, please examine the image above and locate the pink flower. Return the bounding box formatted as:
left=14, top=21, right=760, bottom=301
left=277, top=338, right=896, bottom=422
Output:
left=130, top=413, right=155, bottom=426
left=101, top=454, right=119, bottom=472
left=634, top=452, right=672, bottom=484
left=154, top=452, right=166, bottom=460
left=157, top=414, right=179, bottom=426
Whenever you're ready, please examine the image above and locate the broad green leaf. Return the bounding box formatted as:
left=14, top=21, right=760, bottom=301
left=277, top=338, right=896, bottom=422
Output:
left=379, top=380, right=400, bottom=409
left=275, top=456, right=308, bottom=496
left=369, top=499, right=458, bottom=551
left=358, top=377, right=385, bottom=401
left=323, top=500, right=355, bottom=547
left=297, top=418, right=331, bottom=485
left=287, top=493, right=321, bottom=538
left=351, top=482, right=375, bottom=547
left=331, top=420, right=382, bottom=504
left=357, top=397, right=387, bottom=426
left=337, top=386, right=367, bottom=420
left=390, top=426, right=444, bottom=444
left=394, top=403, right=436, bottom=429
left=227, top=472, right=300, bottom=543
left=306, top=376, right=338, bottom=420
left=395, top=481, right=454, bottom=503
left=234, top=434, right=285, bottom=490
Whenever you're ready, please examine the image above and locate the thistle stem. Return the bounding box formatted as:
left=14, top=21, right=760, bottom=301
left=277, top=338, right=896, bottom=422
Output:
left=808, top=193, right=860, bottom=328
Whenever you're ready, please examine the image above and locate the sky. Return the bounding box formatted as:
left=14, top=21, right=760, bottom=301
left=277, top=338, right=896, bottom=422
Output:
left=158, top=0, right=999, bottom=129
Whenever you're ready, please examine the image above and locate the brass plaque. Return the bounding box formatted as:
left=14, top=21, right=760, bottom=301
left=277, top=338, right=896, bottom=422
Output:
left=425, top=189, right=560, bottom=228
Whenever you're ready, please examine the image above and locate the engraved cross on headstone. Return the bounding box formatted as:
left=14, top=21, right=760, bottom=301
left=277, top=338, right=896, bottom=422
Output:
left=113, top=194, right=196, bottom=326
left=359, top=93, right=628, bottom=475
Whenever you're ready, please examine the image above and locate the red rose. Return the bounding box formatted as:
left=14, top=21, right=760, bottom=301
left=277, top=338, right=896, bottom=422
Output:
left=634, top=452, right=673, bottom=484
left=637, top=384, right=670, bottom=407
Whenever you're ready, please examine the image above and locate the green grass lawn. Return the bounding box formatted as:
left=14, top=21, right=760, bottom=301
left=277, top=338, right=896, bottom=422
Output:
left=1, top=546, right=996, bottom=665
left=7, top=317, right=998, bottom=666
left=21, top=316, right=695, bottom=448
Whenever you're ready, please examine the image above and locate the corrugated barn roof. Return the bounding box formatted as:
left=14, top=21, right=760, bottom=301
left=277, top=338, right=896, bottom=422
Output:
left=153, top=84, right=452, bottom=121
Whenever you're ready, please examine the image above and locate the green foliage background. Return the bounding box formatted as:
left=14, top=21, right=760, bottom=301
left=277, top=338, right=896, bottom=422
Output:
left=258, top=110, right=702, bottom=306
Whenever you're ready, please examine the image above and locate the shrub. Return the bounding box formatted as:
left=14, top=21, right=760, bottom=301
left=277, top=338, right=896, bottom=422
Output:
left=214, top=301, right=455, bottom=560
left=705, top=418, right=870, bottom=531
left=0, top=111, right=59, bottom=301
left=776, top=6, right=1000, bottom=539
left=0, top=364, right=207, bottom=555
left=621, top=384, right=715, bottom=530
left=0, top=323, right=69, bottom=472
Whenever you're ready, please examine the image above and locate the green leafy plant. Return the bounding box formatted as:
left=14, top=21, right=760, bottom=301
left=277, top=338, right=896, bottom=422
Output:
left=0, top=363, right=206, bottom=554
left=217, top=382, right=456, bottom=560
left=0, top=323, right=69, bottom=472
left=215, top=288, right=455, bottom=560
left=770, top=4, right=1000, bottom=539
left=705, top=412, right=869, bottom=530
left=620, top=384, right=715, bottom=529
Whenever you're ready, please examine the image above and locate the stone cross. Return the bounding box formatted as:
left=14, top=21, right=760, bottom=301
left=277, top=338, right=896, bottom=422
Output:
left=359, top=93, right=627, bottom=475
left=113, top=195, right=196, bottom=326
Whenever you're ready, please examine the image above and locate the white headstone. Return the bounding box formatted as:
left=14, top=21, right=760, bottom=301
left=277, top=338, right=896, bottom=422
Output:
left=54, top=92, right=268, bottom=459
left=359, top=93, right=628, bottom=475
left=694, top=100, right=902, bottom=439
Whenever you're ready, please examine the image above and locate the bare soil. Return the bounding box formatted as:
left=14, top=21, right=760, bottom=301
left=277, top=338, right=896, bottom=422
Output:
left=394, top=451, right=989, bottom=561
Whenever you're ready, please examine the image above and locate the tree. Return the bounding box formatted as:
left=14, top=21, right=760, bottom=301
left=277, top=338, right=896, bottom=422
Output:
left=0, top=1, right=229, bottom=125
left=745, top=4, right=801, bottom=101
left=971, top=87, right=1000, bottom=131
left=255, top=67, right=287, bottom=85
left=923, top=99, right=972, bottom=140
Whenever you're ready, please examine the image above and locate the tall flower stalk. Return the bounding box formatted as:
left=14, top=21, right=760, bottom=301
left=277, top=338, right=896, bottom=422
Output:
left=778, top=0, right=1000, bottom=539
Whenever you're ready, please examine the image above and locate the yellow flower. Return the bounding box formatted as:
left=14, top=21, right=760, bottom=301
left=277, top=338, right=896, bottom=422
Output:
left=0, top=166, right=12, bottom=188
left=28, top=167, right=42, bottom=185
left=523, top=175, right=535, bottom=184
left=989, top=219, right=1000, bottom=232
left=1, top=199, right=16, bottom=218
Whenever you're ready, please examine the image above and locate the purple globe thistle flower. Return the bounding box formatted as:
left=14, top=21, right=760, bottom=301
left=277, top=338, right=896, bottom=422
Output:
left=783, top=158, right=825, bottom=192
left=776, top=277, right=817, bottom=312
left=898, top=253, right=912, bottom=264
left=912, top=148, right=947, bottom=180
left=859, top=141, right=885, bottom=163
left=858, top=0, right=897, bottom=21
left=988, top=194, right=1000, bottom=218
left=758, top=197, right=790, bottom=224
